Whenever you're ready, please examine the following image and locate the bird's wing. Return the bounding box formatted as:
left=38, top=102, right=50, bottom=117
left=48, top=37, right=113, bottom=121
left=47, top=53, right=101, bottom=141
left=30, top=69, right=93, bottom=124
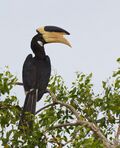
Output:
left=22, top=54, right=36, bottom=92
left=37, top=55, right=51, bottom=100
left=22, top=54, right=51, bottom=100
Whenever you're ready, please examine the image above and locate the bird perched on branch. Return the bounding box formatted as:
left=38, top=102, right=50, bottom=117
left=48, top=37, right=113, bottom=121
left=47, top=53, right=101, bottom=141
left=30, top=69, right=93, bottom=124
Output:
left=20, top=25, right=71, bottom=128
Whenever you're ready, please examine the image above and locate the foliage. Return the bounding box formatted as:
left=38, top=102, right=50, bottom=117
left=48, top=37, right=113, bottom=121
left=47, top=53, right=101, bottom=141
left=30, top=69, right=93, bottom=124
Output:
left=0, top=59, right=120, bottom=148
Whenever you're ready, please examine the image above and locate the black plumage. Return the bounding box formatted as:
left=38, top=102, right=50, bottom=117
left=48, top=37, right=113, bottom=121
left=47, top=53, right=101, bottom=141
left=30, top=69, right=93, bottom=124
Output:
left=23, top=33, right=51, bottom=112
left=19, top=34, right=51, bottom=127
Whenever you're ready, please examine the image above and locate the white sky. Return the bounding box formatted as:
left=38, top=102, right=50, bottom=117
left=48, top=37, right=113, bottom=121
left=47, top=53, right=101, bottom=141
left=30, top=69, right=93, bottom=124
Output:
left=0, top=0, right=120, bottom=105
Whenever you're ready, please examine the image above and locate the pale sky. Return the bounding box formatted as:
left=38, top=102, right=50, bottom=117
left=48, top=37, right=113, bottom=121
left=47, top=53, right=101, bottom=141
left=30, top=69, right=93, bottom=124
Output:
left=0, top=0, right=120, bottom=105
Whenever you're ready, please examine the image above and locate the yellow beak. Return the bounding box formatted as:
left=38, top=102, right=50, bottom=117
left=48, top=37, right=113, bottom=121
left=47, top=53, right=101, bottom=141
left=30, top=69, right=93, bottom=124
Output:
left=36, top=26, right=71, bottom=47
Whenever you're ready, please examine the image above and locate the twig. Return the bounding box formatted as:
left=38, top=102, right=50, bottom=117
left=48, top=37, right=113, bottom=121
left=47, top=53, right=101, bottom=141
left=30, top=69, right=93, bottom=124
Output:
left=56, top=101, right=80, bottom=120
left=47, top=90, right=57, bottom=102
left=15, top=82, right=23, bottom=86
left=47, top=90, right=80, bottom=120
left=51, top=122, right=80, bottom=129
left=63, top=128, right=79, bottom=147
left=50, top=135, right=64, bottom=147
left=35, top=103, right=56, bottom=115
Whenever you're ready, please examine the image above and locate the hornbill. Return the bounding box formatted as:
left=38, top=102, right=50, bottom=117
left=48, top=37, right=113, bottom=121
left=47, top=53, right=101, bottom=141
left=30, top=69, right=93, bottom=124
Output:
left=20, top=26, right=71, bottom=127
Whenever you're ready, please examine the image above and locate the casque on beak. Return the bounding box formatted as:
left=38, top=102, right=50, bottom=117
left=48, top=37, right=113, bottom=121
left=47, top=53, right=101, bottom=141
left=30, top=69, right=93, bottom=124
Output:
left=36, top=26, right=71, bottom=47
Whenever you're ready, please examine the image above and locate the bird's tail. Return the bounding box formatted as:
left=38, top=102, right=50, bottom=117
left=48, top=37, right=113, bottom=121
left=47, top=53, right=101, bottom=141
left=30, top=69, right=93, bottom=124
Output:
left=19, top=89, right=37, bottom=130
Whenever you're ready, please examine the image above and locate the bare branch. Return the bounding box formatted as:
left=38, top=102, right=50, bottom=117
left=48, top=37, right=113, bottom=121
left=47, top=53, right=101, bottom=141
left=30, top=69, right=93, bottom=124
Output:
left=47, top=90, right=80, bottom=120
left=35, top=103, right=56, bottom=115
left=114, top=124, right=120, bottom=146
left=15, top=82, right=23, bottom=86
left=56, top=101, right=80, bottom=120
left=51, top=121, right=113, bottom=148
left=51, top=122, right=79, bottom=129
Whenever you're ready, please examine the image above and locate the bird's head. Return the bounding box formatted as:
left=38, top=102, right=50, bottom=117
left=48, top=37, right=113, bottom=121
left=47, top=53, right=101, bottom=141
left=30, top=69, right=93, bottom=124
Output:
left=35, top=26, right=71, bottom=47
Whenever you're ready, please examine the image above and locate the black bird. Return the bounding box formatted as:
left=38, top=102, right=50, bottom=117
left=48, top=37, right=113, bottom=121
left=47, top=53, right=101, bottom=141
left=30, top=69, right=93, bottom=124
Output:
left=20, top=26, right=71, bottom=127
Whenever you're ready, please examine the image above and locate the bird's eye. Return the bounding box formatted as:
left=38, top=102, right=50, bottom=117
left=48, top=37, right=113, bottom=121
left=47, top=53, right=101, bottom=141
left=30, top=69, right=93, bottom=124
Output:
left=37, top=41, right=43, bottom=46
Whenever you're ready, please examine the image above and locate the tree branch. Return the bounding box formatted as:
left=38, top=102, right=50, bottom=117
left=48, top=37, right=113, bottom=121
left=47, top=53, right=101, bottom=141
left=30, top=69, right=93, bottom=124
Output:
left=47, top=91, right=114, bottom=148
left=35, top=103, right=56, bottom=115
left=114, top=123, right=120, bottom=146
left=51, top=120, right=114, bottom=148
left=51, top=122, right=80, bottom=129
left=15, top=82, right=23, bottom=86
left=47, top=89, right=57, bottom=102
left=56, top=101, right=80, bottom=120
left=63, top=128, right=79, bottom=147
left=47, top=90, right=80, bottom=120
left=14, top=83, right=114, bottom=148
